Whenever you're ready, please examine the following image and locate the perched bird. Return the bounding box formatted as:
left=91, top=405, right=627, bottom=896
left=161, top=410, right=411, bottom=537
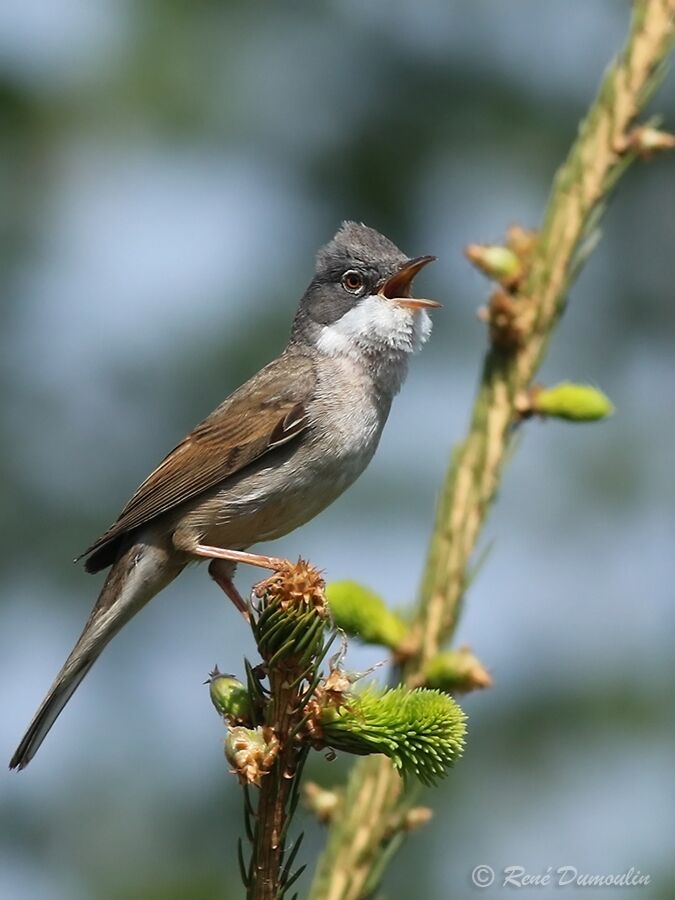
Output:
left=10, top=221, right=439, bottom=770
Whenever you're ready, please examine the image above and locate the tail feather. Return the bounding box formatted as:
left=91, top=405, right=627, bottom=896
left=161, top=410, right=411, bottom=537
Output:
left=10, top=538, right=183, bottom=770
left=9, top=658, right=95, bottom=770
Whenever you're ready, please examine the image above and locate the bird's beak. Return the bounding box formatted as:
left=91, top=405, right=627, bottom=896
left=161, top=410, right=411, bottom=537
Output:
left=378, top=255, right=441, bottom=310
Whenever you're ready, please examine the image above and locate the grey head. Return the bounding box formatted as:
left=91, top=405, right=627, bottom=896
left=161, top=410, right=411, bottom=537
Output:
left=290, top=222, right=439, bottom=376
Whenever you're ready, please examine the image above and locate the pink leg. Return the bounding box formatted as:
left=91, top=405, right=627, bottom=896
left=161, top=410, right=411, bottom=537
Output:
left=208, top=560, right=249, bottom=618
left=191, top=544, right=288, bottom=571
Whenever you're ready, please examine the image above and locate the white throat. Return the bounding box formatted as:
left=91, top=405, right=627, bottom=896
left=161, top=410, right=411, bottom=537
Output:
left=315, top=294, right=432, bottom=395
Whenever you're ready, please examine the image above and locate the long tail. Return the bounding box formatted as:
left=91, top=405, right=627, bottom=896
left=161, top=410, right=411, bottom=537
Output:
left=10, top=539, right=184, bottom=770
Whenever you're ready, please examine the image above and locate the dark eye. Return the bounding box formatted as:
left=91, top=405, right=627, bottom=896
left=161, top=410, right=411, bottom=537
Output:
left=341, top=269, right=364, bottom=293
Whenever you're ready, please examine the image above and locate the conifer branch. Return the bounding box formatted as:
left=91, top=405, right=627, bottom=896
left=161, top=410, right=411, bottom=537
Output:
left=309, top=2, right=675, bottom=897
left=211, top=564, right=467, bottom=897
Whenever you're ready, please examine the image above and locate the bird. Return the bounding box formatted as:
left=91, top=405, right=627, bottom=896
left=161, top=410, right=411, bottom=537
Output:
left=10, top=221, right=439, bottom=770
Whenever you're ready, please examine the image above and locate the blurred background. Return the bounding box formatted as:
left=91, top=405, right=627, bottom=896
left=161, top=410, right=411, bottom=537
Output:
left=1, top=1, right=674, bottom=898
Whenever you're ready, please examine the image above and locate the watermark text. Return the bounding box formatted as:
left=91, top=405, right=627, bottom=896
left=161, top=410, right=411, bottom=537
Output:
left=470, top=864, right=651, bottom=889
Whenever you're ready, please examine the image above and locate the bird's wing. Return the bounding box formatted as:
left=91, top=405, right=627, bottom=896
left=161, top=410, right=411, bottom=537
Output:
left=80, top=352, right=316, bottom=567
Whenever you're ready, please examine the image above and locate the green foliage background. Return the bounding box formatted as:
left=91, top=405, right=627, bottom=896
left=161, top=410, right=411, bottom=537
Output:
left=1, top=2, right=673, bottom=898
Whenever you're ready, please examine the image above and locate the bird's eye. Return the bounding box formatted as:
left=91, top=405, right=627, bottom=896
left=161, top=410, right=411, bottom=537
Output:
left=341, top=269, right=364, bottom=293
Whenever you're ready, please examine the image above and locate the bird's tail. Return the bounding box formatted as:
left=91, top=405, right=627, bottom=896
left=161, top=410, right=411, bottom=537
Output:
left=9, top=538, right=184, bottom=770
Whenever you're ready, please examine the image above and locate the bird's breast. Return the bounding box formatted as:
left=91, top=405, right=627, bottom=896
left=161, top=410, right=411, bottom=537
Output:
left=187, top=356, right=389, bottom=548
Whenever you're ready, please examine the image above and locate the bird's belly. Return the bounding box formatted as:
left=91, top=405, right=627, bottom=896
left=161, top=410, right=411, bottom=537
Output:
left=197, top=449, right=370, bottom=549
left=195, top=400, right=383, bottom=549
left=179, top=356, right=389, bottom=552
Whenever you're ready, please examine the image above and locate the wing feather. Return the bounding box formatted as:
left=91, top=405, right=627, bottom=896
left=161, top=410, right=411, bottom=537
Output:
left=79, top=352, right=315, bottom=567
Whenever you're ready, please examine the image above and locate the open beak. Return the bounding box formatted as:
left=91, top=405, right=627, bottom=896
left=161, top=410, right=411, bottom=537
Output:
left=378, top=255, right=441, bottom=310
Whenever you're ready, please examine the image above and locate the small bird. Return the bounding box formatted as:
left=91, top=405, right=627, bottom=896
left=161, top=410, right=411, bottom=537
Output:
left=10, top=221, right=439, bottom=770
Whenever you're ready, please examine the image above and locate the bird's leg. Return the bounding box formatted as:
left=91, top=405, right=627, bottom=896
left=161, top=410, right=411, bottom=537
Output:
left=207, top=560, right=249, bottom=618
left=191, top=544, right=288, bottom=571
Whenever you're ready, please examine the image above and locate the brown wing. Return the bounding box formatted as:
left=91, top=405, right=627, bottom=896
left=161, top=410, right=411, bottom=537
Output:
left=80, top=352, right=315, bottom=571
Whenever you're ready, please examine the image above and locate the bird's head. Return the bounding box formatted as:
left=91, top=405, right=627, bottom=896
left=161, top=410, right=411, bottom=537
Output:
left=292, top=222, right=439, bottom=361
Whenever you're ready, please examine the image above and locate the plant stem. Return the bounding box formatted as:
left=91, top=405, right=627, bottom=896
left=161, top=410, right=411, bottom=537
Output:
left=309, top=2, right=674, bottom=897
left=249, top=673, right=298, bottom=900
left=251, top=772, right=292, bottom=900
left=242, top=564, right=328, bottom=898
